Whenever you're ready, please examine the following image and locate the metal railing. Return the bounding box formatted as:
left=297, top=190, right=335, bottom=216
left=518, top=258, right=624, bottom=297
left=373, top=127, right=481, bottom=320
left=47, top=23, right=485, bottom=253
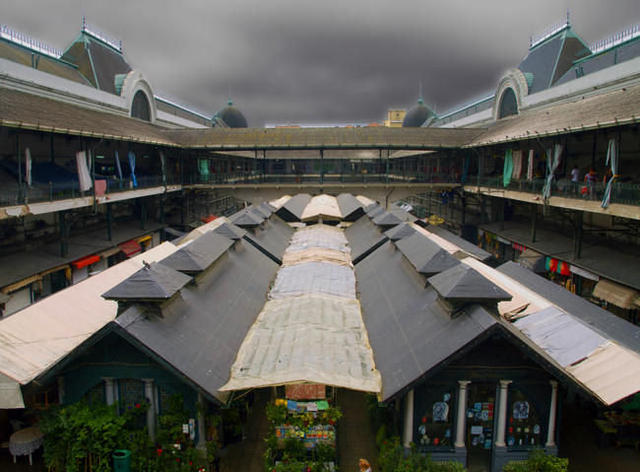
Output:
left=472, top=177, right=640, bottom=206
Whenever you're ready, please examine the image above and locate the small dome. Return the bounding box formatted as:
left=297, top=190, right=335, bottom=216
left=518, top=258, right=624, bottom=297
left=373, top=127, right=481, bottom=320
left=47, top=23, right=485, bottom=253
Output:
left=214, top=99, right=248, bottom=128
left=402, top=97, right=434, bottom=127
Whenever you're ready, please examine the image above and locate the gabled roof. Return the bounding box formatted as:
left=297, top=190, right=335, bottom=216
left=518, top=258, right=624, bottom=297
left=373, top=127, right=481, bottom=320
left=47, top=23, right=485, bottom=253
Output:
left=276, top=194, right=312, bottom=222
left=425, top=225, right=492, bottom=262
left=372, top=211, right=404, bottom=227
left=366, top=204, right=385, bottom=218
left=212, top=221, right=247, bottom=240
left=243, top=214, right=295, bottom=263
left=162, top=231, right=234, bottom=274
left=102, top=262, right=192, bottom=301
left=343, top=215, right=388, bottom=264
left=428, top=264, right=512, bottom=302
left=384, top=222, right=417, bottom=241
left=355, top=241, right=498, bottom=400
left=395, top=232, right=460, bottom=277
left=230, top=208, right=264, bottom=227
left=115, top=238, right=279, bottom=403
left=336, top=193, right=365, bottom=221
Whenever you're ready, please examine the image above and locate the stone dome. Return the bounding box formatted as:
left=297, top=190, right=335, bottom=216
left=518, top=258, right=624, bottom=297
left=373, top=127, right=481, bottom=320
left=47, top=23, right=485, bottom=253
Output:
left=214, top=100, right=248, bottom=128
left=402, top=98, right=435, bottom=127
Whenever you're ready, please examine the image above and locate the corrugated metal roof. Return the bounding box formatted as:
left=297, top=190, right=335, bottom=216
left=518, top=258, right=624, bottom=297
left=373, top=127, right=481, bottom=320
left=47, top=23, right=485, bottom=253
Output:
left=0, top=242, right=178, bottom=386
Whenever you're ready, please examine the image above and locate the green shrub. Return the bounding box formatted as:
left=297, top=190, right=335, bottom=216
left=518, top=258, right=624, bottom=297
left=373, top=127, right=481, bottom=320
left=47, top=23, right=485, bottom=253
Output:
left=377, top=436, right=466, bottom=472
left=503, top=449, right=568, bottom=472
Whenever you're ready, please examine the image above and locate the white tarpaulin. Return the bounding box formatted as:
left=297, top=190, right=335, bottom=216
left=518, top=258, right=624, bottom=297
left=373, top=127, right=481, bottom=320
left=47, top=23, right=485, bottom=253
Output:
left=282, top=248, right=353, bottom=268
left=270, top=195, right=291, bottom=210
left=462, top=257, right=640, bottom=406
left=269, top=262, right=356, bottom=299
left=0, top=242, right=178, bottom=390
left=75, top=150, right=92, bottom=192
left=301, top=195, right=342, bottom=222
left=220, top=295, right=381, bottom=393
left=286, top=224, right=350, bottom=253
left=356, top=195, right=376, bottom=207
left=0, top=372, right=24, bottom=409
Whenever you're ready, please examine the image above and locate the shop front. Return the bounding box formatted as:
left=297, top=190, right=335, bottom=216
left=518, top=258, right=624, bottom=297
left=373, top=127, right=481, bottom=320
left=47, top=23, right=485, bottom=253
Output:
left=405, top=337, right=560, bottom=472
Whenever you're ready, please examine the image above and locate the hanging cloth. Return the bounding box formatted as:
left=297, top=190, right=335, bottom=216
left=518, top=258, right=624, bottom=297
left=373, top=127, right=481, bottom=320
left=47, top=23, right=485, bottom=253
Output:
left=114, top=150, right=123, bottom=180
left=527, top=149, right=534, bottom=181
left=128, top=151, right=138, bottom=188
left=76, top=150, right=92, bottom=192
left=199, top=159, right=210, bottom=177
left=512, top=150, right=523, bottom=179
left=160, top=151, right=167, bottom=185
left=601, top=138, right=618, bottom=209
left=542, top=144, right=563, bottom=200
left=25, top=147, right=32, bottom=187
left=461, top=155, right=470, bottom=184
left=503, top=149, right=513, bottom=188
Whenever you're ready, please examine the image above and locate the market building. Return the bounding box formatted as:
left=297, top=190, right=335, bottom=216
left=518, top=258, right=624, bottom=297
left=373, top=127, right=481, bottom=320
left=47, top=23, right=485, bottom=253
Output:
left=0, top=13, right=640, bottom=472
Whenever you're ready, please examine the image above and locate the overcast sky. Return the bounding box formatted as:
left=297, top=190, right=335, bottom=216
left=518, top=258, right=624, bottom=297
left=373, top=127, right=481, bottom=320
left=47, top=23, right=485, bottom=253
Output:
left=3, top=0, right=639, bottom=126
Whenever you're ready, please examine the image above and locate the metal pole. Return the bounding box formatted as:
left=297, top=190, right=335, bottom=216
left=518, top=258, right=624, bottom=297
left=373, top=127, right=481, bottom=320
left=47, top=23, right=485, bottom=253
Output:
left=530, top=204, right=537, bottom=243
left=16, top=133, right=23, bottom=203
left=106, top=203, right=113, bottom=241
left=59, top=211, right=68, bottom=257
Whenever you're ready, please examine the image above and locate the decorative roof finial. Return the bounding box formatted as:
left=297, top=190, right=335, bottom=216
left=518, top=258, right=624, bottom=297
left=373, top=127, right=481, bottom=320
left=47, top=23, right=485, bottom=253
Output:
left=418, top=81, right=424, bottom=105
left=566, top=10, right=570, bottom=26
left=82, top=15, right=86, bottom=31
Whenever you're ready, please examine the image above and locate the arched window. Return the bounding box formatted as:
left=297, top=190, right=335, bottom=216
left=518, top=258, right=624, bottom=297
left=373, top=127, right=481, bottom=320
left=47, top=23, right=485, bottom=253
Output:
left=498, top=88, right=518, bottom=119
left=131, top=90, right=151, bottom=122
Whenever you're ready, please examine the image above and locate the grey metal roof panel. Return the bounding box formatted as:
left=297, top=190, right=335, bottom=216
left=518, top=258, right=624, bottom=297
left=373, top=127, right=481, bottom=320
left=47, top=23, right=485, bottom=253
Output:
left=244, top=214, right=294, bottom=262
left=162, top=232, right=234, bottom=274
left=390, top=208, right=417, bottom=223
left=426, top=226, right=492, bottom=261
left=371, top=211, right=402, bottom=227
left=344, top=215, right=387, bottom=263
left=337, top=193, right=365, bottom=221
left=428, top=264, right=512, bottom=302
left=355, top=241, right=498, bottom=400
left=497, top=261, right=640, bottom=355
left=395, top=233, right=460, bottom=276
left=87, top=39, right=131, bottom=94
left=102, top=262, right=192, bottom=300
left=230, top=209, right=264, bottom=227
left=115, top=240, right=279, bottom=402
left=276, top=194, right=312, bottom=222
left=518, top=35, right=564, bottom=93
left=384, top=223, right=417, bottom=241
left=213, top=222, right=247, bottom=240
left=250, top=204, right=272, bottom=219
left=367, top=205, right=385, bottom=218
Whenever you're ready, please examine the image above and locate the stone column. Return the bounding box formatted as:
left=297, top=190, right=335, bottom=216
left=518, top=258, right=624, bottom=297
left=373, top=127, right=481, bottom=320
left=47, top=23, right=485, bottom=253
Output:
left=197, top=392, right=207, bottom=449
left=143, top=379, right=156, bottom=440
left=546, top=381, right=559, bottom=448
left=103, top=377, right=115, bottom=406
left=495, top=380, right=512, bottom=447
left=454, top=381, right=471, bottom=448
left=403, top=389, right=415, bottom=448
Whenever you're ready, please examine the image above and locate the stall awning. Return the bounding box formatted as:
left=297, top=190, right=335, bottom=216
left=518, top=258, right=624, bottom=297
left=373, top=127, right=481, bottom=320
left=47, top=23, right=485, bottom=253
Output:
left=119, top=240, right=142, bottom=257
left=72, top=254, right=101, bottom=270
left=593, top=280, right=639, bottom=310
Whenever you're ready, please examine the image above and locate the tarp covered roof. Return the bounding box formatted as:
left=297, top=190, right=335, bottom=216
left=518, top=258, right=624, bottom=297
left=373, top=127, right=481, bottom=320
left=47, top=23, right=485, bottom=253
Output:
left=269, top=262, right=356, bottom=300
left=116, top=238, right=279, bottom=403
left=471, top=259, right=640, bottom=405
left=282, top=248, right=352, bottom=268
left=301, top=195, right=342, bottom=222
left=0, top=243, right=178, bottom=388
left=219, top=295, right=380, bottom=393
left=287, top=224, right=350, bottom=253
left=102, top=262, right=192, bottom=300
left=355, top=241, right=498, bottom=400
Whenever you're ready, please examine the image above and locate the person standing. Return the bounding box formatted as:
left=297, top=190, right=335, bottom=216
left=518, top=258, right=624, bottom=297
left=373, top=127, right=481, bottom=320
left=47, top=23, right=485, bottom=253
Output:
left=570, top=165, right=580, bottom=194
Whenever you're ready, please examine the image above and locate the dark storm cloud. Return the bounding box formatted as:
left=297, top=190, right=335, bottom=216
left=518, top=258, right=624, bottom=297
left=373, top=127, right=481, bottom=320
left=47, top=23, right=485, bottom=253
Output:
left=3, top=0, right=640, bottom=126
